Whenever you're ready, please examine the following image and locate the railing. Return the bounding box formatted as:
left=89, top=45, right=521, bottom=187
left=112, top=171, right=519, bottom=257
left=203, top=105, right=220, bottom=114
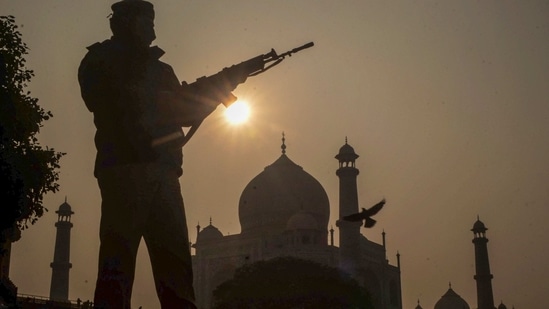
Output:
left=17, top=294, right=94, bottom=309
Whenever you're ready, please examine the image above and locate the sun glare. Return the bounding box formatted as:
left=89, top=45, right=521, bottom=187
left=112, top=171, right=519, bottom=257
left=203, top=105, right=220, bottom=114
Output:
left=224, top=100, right=251, bottom=125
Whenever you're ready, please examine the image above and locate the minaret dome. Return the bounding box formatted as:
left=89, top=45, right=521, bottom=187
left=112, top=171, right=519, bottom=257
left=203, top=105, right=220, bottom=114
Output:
left=335, top=137, right=359, bottom=167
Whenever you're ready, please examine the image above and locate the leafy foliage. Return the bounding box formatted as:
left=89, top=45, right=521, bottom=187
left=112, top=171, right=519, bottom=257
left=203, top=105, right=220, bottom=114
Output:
left=0, top=15, right=64, bottom=231
left=212, top=256, right=373, bottom=309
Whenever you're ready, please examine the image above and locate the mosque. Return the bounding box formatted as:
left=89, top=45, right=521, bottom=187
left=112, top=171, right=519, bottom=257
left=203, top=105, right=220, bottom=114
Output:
left=191, top=137, right=402, bottom=309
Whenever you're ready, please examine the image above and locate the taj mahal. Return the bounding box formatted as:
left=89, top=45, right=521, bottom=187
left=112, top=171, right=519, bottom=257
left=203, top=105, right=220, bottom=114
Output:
left=191, top=137, right=402, bottom=309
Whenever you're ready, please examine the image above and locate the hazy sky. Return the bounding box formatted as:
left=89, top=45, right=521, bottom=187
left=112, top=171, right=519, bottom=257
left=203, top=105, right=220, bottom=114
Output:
left=3, top=1, right=549, bottom=308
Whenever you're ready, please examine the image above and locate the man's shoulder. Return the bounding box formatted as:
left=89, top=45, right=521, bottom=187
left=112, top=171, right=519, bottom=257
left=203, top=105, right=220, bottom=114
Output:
left=86, top=39, right=111, bottom=51
left=82, top=40, right=117, bottom=64
left=84, top=40, right=165, bottom=59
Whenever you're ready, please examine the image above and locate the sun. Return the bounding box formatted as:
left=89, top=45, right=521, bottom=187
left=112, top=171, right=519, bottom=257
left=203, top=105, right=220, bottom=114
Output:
left=224, top=100, right=251, bottom=125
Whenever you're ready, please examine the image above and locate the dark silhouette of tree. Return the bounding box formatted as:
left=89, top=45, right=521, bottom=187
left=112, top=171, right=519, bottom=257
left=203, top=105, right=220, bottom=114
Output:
left=0, top=16, right=65, bottom=301
left=0, top=15, right=63, bottom=232
left=1, top=15, right=63, bottom=305
left=212, top=256, right=373, bottom=309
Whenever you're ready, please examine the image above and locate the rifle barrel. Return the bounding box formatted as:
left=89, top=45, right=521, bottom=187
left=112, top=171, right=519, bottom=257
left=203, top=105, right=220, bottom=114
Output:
left=278, top=42, right=314, bottom=59
left=292, top=42, right=314, bottom=53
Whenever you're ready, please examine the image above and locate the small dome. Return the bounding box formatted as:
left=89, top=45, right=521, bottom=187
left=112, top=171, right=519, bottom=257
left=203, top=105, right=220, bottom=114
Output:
left=338, top=143, right=356, bottom=155
left=498, top=302, right=507, bottom=309
left=472, top=218, right=487, bottom=233
left=286, top=211, right=319, bottom=230
left=197, top=224, right=223, bottom=243
left=415, top=300, right=423, bottom=309
left=434, top=286, right=470, bottom=309
left=335, top=141, right=359, bottom=162
left=57, top=200, right=74, bottom=216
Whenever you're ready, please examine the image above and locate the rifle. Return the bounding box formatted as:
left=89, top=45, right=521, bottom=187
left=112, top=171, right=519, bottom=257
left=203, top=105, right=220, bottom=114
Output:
left=182, top=42, right=315, bottom=107
left=177, top=42, right=314, bottom=147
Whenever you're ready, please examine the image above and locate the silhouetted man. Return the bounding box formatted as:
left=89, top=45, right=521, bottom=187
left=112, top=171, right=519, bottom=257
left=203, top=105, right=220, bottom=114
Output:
left=78, top=1, right=240, bottom=308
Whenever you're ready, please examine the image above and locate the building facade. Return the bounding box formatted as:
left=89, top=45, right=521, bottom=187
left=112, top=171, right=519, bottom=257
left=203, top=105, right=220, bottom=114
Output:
left=192, top=138, right=401, bottom=309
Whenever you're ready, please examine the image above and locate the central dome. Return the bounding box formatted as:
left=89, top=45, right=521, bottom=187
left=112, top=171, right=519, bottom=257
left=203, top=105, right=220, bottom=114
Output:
left=238, top=153, right=330, bottom=235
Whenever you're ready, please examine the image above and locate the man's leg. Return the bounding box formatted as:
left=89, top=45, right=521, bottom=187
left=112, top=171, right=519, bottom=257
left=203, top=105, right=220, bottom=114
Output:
left=94, top=166, right=144, bottom=309
left=144, top=167, right=196, bottom=309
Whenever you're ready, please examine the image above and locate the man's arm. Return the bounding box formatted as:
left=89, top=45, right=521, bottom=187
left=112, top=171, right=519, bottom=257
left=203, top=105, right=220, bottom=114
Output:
left=155, top=63, right=231, bottom=127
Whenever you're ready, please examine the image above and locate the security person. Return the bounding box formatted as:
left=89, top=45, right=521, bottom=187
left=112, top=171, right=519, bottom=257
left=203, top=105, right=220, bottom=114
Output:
left=78, top=1, right=237, bottom=308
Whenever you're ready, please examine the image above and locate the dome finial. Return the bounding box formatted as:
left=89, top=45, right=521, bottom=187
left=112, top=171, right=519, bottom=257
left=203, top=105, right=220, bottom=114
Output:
left=345, top=136, right=348, bottom=144
left=281, top=132, right=287, bottom=155
left=209, top=217, right=212, bottom=226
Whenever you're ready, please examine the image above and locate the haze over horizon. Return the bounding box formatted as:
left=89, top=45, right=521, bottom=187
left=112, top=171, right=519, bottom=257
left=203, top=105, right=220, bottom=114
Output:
left=3, top=1, right=549, bottom=309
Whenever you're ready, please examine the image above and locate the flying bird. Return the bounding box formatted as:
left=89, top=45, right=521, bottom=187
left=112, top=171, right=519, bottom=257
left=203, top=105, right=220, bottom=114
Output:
left=342, top=198, right=386, bottom=228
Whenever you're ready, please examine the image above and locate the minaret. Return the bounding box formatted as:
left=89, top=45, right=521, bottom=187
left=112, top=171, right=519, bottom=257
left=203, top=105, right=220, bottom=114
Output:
left=49, top=198, right=74, bottom=301
left=472, top=217, right=495, bottom=309
left=335, top=138, right=361, bottom=277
